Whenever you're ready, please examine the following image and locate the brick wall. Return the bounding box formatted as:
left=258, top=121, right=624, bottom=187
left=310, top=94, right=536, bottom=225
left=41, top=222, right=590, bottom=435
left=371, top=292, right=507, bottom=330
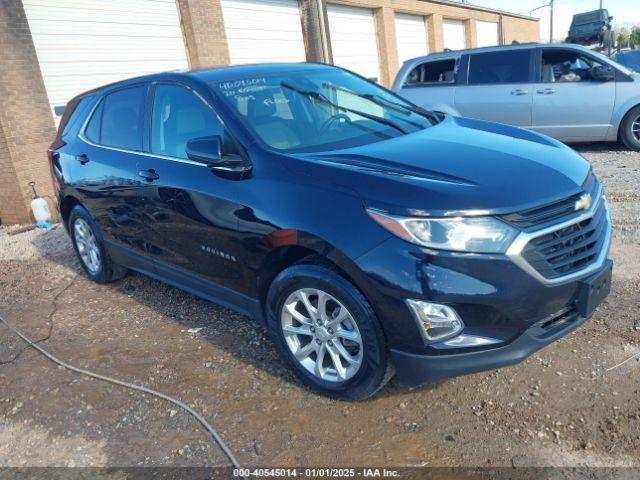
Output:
left=176, top=0, right=230, bottom=68
left=0, top=0, right=57, bottom=225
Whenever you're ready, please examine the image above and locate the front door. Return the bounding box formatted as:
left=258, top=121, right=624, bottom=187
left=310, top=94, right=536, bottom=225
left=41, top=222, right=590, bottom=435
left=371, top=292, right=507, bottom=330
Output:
left=532, top=48, right=615, bottom=141
left=137, top=82, right=246, bottom=294
left=455, top=49, right=534, bottom=127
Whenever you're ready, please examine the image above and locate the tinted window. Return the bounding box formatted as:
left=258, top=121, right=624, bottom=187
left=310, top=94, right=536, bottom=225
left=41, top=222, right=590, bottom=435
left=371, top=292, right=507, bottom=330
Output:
left=541, top=50, right=607, bottom=82
left=85, top=99, right=104, bottom=144
left=406, top=59, right=456, bottom=85
left=468, top=51, right=531, bottom=84
left=151, top=84, right=230, bottom=159
left=100, top=86, right=146, bottom=150
left=59, top=96, right=92, bottom=140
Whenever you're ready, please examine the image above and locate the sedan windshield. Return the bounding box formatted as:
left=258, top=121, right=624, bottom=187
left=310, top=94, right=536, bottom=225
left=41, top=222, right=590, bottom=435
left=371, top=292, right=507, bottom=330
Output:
left=211, top=68, right=437, bottom=153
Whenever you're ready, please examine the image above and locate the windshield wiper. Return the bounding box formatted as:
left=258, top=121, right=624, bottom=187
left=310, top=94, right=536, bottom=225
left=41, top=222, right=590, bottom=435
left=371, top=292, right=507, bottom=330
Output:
left=321, top=83, right=441, bottom=125
left=280, top=81, right=408, bottom=135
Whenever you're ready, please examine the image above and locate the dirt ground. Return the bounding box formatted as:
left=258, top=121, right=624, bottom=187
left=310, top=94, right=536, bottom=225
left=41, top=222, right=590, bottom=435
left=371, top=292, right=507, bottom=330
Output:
left=0, top=144, right=638, bottom=471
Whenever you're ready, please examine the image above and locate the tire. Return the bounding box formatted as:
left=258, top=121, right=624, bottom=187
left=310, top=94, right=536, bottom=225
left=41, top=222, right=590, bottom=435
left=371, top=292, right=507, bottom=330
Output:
left=620, top=106, right=640, bottom=151
left=265, top=263, right=393, bottom=401
left=68, top=205, right=127, bottom=283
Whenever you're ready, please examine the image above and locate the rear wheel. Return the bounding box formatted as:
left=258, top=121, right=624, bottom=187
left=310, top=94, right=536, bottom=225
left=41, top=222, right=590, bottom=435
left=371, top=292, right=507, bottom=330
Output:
left=620, top=106, right=640, bottom=151
left=68, top=205, right=127, bottom=283
left=266, top=263, right=393, bottom=401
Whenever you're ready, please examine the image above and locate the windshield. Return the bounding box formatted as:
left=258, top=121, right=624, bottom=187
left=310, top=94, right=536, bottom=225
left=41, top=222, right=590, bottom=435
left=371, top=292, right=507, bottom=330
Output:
left=615, top=51, right=640, bottom=72
left=211, top=68, right=436, bottom=153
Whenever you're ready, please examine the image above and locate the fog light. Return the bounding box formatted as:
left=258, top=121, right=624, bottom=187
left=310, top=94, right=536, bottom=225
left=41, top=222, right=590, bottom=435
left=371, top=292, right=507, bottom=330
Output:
left=405, top=300, right=464, bottom=342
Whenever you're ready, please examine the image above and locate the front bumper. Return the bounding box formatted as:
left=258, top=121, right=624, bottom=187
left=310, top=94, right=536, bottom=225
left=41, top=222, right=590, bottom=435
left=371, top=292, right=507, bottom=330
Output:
left=391, top=260, right=612, bottom=388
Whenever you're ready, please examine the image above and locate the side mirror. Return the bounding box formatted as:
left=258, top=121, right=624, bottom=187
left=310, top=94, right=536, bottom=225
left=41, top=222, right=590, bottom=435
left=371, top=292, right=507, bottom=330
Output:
left=186, top=136, right=222, bottom=165
left=590, top=65, right=615, bottom=82
left=185, top=135, right=252, bottom=179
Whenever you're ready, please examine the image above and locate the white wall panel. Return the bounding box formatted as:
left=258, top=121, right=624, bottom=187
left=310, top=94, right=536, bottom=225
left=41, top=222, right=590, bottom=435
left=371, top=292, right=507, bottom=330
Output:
left=327, top=4, right=380, bottom=81
left=221, top=0, right=306, bottom=64
left=23, top=0, right=189, bottom=119
left=395, top=13, right=428, bottom=64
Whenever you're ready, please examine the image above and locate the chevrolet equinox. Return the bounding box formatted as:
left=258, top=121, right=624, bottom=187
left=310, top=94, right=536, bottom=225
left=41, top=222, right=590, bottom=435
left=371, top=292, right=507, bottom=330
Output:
left=50, top=64, right=613, bottom=400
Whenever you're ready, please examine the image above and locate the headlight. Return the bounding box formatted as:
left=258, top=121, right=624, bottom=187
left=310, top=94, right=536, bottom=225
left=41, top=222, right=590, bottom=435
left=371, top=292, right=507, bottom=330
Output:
left=367, top=209, right=518, bottom=253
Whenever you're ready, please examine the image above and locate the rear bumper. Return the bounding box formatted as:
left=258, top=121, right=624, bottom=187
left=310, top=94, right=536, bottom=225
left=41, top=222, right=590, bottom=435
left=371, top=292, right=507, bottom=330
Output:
left=392, top=305, right=589, bottom=388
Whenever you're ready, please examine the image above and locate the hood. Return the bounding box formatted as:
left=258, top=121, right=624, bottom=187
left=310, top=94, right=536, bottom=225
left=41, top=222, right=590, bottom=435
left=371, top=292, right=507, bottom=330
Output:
left=283, top=116, right=591, bottom=217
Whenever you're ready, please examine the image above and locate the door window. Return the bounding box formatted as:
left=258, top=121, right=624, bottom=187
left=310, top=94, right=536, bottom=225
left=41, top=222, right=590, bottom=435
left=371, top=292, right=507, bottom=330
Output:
left=541, top=50, right=607, bottom=83
left=151, top=84, right=230, bottom=159
left=468, top=50, right=531, bottom=85
left=406, top=59, right=457, bottom=85
left=100, top=86, right=146, bottom=150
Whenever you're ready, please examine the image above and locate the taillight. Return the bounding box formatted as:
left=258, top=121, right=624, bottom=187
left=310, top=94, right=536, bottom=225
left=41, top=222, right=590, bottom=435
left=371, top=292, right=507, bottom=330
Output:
left=47, top=147, right=58, bottom=162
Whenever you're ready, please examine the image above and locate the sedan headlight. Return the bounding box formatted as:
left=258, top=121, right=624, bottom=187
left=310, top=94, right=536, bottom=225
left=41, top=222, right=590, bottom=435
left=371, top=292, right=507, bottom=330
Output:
left=367, top=209, right=518, bottom=253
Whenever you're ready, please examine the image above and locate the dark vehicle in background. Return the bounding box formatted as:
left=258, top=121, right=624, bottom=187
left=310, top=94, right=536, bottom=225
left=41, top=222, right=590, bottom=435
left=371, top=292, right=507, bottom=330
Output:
left=50, top=64, right=612, bottom=400
left=614, top=50, right=640, bottom=73
left=566, top=9, right=613, bottom=46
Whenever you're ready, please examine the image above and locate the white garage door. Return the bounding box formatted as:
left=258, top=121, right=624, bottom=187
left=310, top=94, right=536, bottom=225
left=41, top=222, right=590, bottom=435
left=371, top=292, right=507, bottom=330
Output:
left=327, top=5, right=380, bottom=81
left=221, top=0, right=306, bottom=64
left=395, top=13, right=428, bottom=64
left=443, top=19, right=466, bottom=51
left=476, top=21, right=499, bottom=48
left=23, top=0, right=189, bottom=120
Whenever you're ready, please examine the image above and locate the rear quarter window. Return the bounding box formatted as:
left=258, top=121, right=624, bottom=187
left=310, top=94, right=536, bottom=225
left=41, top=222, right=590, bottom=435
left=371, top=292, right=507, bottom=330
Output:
left=405, top=59, right=457, bottom=85
left=58, top=96, right=93, bottom=142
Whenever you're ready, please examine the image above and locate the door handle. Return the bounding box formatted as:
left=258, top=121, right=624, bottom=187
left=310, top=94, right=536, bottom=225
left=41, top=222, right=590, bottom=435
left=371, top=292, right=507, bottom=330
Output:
left=510, top=89, right=529, bottom=96
left=75, top=154, right=90, bottom=165
left=536, top=88, right=556, bottom=95
left=138, top=169, right=159, bottom=182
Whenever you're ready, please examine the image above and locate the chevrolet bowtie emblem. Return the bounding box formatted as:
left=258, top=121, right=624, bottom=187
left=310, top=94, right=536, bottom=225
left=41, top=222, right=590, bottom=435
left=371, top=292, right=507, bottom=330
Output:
left=574, top=193, right=592, bottom=211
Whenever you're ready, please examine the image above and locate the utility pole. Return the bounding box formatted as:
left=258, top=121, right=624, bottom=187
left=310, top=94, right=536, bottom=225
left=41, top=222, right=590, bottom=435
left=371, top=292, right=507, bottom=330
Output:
left=549, top=0, right=554, bottom=43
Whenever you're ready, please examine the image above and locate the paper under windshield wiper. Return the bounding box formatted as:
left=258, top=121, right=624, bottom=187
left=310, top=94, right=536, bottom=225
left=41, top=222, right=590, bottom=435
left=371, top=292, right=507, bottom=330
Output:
left=280, top=81, right=408, bottom=135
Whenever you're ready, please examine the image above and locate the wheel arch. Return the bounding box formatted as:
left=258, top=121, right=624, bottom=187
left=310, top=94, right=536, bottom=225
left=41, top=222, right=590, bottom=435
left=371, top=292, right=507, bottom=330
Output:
left=255, top=232, right=384, bottom=330
left=59, top=195, right=83, bottom=231
left=614, top=101, right=640, bottom=140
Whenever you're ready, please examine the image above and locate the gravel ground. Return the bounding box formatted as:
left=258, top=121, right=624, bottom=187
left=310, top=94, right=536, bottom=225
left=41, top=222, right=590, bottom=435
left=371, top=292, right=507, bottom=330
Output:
left=0, top=143, right=638, bottom=470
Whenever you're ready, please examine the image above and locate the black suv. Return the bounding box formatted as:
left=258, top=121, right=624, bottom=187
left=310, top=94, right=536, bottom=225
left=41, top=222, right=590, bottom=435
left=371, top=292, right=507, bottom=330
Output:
left=50, top=64, right=612, bottom=400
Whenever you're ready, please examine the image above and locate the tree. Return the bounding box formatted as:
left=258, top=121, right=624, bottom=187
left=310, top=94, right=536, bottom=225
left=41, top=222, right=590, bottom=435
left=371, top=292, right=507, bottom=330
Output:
left=631, top=26, right=640, bottom=48
left=617, top=27, right=630, bottom=49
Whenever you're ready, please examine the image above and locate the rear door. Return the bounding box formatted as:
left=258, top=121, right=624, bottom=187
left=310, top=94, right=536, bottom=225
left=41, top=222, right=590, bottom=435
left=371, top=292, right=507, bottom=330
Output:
left=73, top=84, right=155, bottom=260
left=454, top=49, right=534, bottom=127
left=531, top=48, right=615, bottom=141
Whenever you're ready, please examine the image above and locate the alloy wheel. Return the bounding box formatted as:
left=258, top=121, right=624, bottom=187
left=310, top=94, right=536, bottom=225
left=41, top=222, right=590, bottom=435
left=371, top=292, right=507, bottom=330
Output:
left=73, top=218, right=101, bottom=274
left=281, top=288, right=363, bottom=383
left=633, top=116, right=640, bottom=142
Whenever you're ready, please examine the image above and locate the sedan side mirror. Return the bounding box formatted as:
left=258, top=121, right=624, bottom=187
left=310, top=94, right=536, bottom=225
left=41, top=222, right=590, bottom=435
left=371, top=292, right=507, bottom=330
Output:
left=186, top=136, right=222, bottom=164
left=590, top=65, right=615, bottom=82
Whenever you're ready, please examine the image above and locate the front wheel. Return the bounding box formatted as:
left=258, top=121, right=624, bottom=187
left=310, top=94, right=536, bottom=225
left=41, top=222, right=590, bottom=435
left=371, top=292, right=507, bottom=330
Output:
left=266, top=263, right=393, bottom=401
left=620, top=106, right=640, bottom=151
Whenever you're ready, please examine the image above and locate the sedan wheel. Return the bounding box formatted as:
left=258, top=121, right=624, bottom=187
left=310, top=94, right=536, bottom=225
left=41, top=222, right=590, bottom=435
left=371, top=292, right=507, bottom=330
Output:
left=73, top=217, right=101, bottom=274
left=633, top=116, right=640, bottom=142
left=281, top=288, right=363, bottom=383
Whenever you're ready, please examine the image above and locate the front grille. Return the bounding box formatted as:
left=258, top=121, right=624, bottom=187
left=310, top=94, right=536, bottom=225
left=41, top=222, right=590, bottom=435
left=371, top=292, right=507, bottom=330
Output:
left=520, top=196, right=609, bottom=279
left=501, top=174, right=599, bottom=230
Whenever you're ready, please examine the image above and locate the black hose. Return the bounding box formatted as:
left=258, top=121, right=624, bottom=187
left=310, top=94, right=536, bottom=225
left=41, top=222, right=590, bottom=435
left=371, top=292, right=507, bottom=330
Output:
left=0, top=312, right=246, bottom=478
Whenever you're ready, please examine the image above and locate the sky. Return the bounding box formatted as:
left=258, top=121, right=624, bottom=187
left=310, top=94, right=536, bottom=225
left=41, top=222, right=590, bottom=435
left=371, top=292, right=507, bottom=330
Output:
left=464, top=0, right=640, bottom=42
